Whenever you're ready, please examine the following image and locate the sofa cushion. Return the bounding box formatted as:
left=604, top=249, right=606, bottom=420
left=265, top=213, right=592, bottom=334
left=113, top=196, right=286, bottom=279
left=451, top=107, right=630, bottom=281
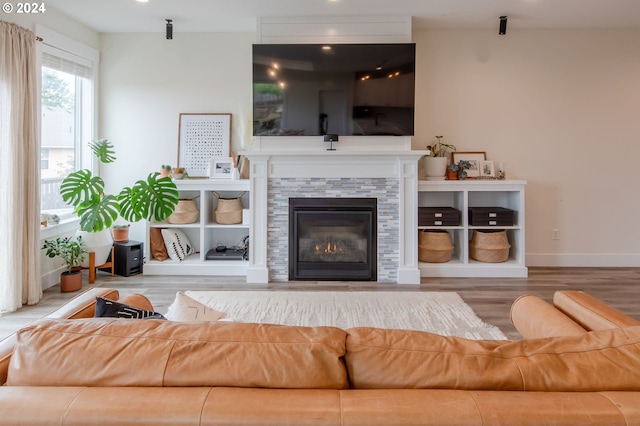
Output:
left=94, top=297, right=166, bottom=320
left=165, top=291, right=227, bottom=322
left=554, top=290, right=640, bottom=331
left=149, top=227, right=169, bottom=261
left=161, top=229, right=195, bottom=261
left=510, top=294, right=587, bottom=338
left=345, top=326, right=640, bottom=391
left=8, top=319, right=348, bottom=389
left=117, top=293, right=155, bottom=312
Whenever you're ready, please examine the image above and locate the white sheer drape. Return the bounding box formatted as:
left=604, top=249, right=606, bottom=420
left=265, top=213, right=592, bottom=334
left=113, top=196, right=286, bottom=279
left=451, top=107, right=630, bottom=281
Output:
left=0, top=21, right=42, bottom=312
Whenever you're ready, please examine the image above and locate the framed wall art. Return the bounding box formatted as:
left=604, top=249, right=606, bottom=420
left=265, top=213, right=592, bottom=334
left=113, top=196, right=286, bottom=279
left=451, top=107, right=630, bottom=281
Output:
left=452, top=152, right=486, bottom=178
left=178, top=113, right=231, bottom=177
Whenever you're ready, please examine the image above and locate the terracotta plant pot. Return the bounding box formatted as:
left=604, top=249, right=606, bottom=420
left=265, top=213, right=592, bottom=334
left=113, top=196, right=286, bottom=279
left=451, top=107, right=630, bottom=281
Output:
left=60, top=270, right=82, bottom=292
left=113, top=227, right=129, bottom=242
left=446, top=168, right=458, bottom=180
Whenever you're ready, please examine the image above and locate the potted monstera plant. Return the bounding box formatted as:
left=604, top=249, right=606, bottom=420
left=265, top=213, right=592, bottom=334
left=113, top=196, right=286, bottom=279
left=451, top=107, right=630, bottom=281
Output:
left=60, top=139, right=179, bottom=266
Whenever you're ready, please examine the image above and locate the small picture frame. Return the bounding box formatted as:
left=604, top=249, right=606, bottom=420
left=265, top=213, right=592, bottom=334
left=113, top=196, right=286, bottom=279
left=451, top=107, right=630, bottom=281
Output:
left=480, top=160, right=495, bottom=177
left=210, top=157, right=234, bottom=179
left=452, top=152, right=487, bottom=178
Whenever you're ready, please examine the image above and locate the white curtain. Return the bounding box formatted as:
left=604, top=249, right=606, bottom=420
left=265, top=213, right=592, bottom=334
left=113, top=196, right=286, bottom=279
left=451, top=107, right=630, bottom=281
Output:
left=0, top=21, right=42, bottom=312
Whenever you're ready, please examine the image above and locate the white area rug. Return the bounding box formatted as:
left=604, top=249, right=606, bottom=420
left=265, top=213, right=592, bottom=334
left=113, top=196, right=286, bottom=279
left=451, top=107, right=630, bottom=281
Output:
left=183, top=291, right=507, bottom=340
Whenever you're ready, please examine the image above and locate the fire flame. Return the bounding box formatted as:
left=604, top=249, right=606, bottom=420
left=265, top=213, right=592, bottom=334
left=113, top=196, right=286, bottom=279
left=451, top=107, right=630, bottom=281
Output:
left=315, top=240, right=345, bottom=255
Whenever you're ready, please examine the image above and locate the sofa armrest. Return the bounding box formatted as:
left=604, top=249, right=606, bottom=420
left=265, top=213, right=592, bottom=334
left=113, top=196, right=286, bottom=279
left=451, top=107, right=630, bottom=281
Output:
left=553, top=291, right=640, bottom=331
left=510, top=294, right=587, bottom=339
left=0, top=287, right=120, bottom=385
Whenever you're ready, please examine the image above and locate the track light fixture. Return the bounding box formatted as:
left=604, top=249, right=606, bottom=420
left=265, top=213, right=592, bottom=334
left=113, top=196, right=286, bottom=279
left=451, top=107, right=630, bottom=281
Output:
left=166, top=19, right=173, bottom=40
left=499, top=16, right=507, bottom=35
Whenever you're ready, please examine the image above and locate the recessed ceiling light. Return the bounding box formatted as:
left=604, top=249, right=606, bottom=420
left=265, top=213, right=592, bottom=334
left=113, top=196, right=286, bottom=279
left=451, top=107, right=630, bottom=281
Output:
left=322, top=46, right=332, bottom=51
left=136, top=0, right=149, bottom=3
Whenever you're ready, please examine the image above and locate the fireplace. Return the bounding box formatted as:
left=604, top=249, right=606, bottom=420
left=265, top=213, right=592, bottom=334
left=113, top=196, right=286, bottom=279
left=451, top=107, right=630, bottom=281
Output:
left=289, top=198, right=377, bottom=281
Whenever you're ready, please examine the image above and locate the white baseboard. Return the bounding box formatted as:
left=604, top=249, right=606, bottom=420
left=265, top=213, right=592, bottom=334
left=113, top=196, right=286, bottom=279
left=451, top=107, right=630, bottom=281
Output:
left=526, top=253, right=640, bottom=267
left=41, top=267, right=64, bottom=290
left=396, top=268, right=421, bottom=284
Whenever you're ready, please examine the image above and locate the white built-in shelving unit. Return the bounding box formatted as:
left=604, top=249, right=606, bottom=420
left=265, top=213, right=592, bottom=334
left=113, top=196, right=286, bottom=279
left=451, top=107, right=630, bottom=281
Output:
left=144, top=179, right=250, bottom=276
left=418, top=180, right=528, bottom=278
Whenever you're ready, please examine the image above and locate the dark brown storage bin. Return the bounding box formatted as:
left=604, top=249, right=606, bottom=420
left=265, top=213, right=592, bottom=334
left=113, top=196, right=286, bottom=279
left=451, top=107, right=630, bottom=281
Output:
left=468, top=207, right=514, bottom=226
left=418, top=207, right=461, bottom=226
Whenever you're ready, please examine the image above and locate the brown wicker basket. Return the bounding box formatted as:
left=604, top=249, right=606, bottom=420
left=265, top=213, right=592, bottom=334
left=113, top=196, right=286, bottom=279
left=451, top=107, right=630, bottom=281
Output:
left=167, top=199, right=199, bottom=224
left=213, top=192, right=245, bottom=225
left=418, top=230, right=454, bottom=263
left=470, top=230, right=511, bottom=263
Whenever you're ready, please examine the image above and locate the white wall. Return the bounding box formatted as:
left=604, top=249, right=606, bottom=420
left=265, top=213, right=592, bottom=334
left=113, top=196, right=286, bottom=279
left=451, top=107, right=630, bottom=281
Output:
left=2, top=8, right=99, bottom=49
left=99, top=33, right=254, bottom=242
left=99, top=29, right=640, bottom=266
left=413, top=29, right=640, bottom=266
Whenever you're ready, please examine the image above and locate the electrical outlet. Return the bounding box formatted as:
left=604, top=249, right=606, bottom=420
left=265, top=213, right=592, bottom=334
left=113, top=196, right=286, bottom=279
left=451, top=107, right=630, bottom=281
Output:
left=552, top=229, right=559, bottom=240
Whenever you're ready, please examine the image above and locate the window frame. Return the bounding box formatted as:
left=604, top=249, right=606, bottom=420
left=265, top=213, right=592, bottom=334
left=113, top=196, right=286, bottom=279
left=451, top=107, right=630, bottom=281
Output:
left=36, top=25, right=99, bottom=230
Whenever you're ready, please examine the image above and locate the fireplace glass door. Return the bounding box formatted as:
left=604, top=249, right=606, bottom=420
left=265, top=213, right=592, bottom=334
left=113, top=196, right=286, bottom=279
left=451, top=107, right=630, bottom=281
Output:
left=289, top=198, right=376, bottom=281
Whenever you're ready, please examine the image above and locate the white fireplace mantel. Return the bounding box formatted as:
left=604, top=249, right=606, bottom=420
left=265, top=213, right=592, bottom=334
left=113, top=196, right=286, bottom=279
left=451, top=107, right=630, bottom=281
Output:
left=242, top=148, right=427, bottom=285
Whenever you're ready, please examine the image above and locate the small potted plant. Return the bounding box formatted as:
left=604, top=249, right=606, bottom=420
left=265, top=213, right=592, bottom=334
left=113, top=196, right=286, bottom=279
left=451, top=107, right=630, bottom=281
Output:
left=161, top=164, right=172, bottom=177
left=446, top=164, right=459, bottom=180
left=42, top=236, right=87, bottom=292
left=172, top=167, right=185, bottom=180
left=455, top=160, right=472, bottom=179
left=112, top=224, right=130, bottom=242
left=448, top=160, right=472, bottom=180
left=425, top=136, right=456, bottom=180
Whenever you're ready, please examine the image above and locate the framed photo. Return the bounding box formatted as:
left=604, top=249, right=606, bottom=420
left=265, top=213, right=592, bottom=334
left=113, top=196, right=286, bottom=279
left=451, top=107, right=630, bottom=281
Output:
left=480, top=160, right=495, bottom=177
left=178, top=113, right=232, bottom=177
left=210, top=157, right=234, bottom=179
left=452, top=152, right=487, bottom=178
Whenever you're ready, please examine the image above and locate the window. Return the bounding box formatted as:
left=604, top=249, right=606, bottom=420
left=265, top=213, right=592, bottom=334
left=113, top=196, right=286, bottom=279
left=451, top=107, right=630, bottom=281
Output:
left=41, top=148, right=50, bottom=169
left=37, top=26, right=98, bottom=216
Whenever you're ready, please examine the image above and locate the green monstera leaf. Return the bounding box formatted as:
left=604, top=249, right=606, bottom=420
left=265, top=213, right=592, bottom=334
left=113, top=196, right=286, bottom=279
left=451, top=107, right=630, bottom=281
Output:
left=60, top=169, right=105, bottom=208
left=76, top=194, right=120, bottom=232
left=59, top=139, right=178, bottom=232
left=60, top=169, right=119, bottom=232
left=118, top=173, right=179, bottom=223
left=88, top=139, right=116, bottom=164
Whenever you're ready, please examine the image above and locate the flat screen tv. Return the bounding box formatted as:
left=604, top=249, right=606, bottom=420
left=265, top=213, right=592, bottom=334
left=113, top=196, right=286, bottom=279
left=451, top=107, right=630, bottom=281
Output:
left=253, top=43, right=415, bottom=137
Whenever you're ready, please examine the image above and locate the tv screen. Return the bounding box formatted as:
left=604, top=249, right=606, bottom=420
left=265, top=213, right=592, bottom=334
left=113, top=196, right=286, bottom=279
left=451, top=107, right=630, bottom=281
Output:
left=253, top=43, right=415, bottom=137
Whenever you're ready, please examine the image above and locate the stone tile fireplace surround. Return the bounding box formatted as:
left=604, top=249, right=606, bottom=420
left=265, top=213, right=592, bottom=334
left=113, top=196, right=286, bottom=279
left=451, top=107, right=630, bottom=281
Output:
left=243, top=138, right=426, bottom=285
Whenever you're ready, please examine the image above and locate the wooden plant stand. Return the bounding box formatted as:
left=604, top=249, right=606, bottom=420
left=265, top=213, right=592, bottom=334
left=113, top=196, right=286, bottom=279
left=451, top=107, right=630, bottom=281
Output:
left=72, top=246, right=115, bottom=283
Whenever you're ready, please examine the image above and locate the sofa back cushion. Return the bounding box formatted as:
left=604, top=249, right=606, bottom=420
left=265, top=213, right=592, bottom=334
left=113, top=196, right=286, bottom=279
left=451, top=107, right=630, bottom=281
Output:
left=345, top=326, right=640, bottom=391
left=8, top=319, right=348, bottom=389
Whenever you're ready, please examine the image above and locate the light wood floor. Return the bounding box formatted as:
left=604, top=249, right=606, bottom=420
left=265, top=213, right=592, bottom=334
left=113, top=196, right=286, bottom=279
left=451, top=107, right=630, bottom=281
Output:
left=2, top=267, right=639, bottom=340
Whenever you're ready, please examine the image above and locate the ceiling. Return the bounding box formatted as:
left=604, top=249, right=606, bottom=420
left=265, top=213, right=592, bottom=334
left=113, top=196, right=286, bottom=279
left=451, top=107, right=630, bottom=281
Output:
left=46, top=0, right=640, bottom=33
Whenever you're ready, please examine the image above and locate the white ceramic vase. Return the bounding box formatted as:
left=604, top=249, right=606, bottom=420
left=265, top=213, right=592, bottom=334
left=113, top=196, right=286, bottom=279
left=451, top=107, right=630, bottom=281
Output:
left=76, top=229, right=113, bottom=267
left=424, top=156, right=448, bottom=180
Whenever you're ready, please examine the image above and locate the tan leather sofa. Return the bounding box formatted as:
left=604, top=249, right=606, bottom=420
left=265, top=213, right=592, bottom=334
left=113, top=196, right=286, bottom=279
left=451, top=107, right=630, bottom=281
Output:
left=1, top=288, right=640, bottom=425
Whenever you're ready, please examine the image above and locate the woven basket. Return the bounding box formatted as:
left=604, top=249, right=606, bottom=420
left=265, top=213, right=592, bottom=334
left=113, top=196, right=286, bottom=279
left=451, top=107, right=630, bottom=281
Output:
left=418, top=230, right=454, bottom=263
left=470, top=230, right=511, bottom=263
left=213, top=192, right=245, bottom=225
left=167, top=199, right=199, bottom=224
